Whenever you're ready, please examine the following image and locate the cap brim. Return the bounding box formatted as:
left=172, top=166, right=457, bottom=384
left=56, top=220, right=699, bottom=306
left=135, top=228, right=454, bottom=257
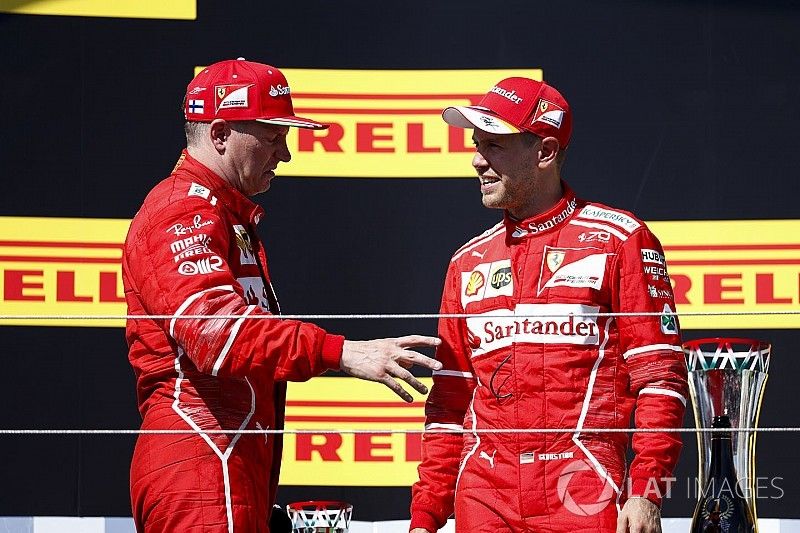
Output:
left=256, top=116, right=329, bottom=130
left=442, top=106, right=521, bottom=134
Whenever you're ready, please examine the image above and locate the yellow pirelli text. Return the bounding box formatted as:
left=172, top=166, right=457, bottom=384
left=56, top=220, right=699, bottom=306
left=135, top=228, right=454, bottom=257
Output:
left=651, top=219, right=800, bottom=329
left=280, top=377, right=431, bottom=486
left=284, top=69, right=542, bottom=178
left=2, top=217, right=797, bottom=329
left=0, top=0, right=196, bottom=20
left=0, top=217, right=130, bottom=327
left=193, top=67, right=543, bottom=178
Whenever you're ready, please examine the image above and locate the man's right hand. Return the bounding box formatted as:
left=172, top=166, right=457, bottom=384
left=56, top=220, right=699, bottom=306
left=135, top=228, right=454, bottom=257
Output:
left=410, top=529, right=432, bottom=533
left=340, top=335, right=442, bottom=402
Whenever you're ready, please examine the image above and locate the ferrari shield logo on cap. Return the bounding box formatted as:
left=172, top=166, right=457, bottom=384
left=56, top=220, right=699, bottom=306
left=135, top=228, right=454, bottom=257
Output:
left=215, top=84, right=253, bottom=112
left=532, top=98, right=565, bottom=129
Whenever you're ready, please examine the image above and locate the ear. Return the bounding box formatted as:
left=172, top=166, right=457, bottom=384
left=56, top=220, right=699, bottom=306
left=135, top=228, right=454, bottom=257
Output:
left=209, top=119, right=230, bottom=154
left=537, top=136, right=560, bottom=169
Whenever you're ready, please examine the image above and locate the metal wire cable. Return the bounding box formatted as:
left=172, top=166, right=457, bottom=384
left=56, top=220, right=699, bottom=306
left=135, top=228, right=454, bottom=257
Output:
left=0, top=428, right=797, bottom=435
left=1, top=310, right=799, bottom=320
left=0, top=308, right=788, bottom=438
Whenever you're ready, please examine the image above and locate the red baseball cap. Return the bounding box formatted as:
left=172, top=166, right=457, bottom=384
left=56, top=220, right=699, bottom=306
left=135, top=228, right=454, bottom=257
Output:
left=442, top=77, right=572, bottom=148
left=183, top=58, right=328, bottom=130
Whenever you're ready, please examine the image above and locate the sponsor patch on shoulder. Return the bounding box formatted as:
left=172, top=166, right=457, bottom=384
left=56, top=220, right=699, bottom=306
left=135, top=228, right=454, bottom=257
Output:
left=187, top=183, right=217, bottom=205
left=188, top=182, right=210, bottom=199
left=577, top=206, right=641, bottom=233
left=641, top=249, right=665, bottom=265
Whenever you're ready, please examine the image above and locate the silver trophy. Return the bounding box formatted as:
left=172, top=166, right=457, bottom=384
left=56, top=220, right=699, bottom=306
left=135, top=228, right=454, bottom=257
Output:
left=684, top=337, right=771, bottom=529
left=286, top=500, right=352, bottom=532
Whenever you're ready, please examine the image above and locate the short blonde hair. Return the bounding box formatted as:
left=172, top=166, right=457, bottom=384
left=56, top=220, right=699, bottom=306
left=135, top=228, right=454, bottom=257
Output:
left=184, top=121, right=210, bottom=147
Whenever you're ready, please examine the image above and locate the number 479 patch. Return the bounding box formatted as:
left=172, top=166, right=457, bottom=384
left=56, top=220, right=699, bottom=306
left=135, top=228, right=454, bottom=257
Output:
left=577, top=231, right=611, bottom=243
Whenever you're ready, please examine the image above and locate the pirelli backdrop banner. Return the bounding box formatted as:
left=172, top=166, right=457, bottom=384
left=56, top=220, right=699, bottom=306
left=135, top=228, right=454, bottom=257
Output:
left=0, top=0, right=197, bottom=19
left=192, top=68, right=540, bottom=178
left=0, top=217, right=128, bottom=328
left=2, top=1, right=800, bottom=520
left=1, top=216, right=797, bottom=330
left=282, top=378, right=429, bottom=486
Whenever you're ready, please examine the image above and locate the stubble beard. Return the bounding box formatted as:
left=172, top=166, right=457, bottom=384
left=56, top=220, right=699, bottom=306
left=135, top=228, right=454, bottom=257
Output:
left=481, top=187, right=509, bottom=211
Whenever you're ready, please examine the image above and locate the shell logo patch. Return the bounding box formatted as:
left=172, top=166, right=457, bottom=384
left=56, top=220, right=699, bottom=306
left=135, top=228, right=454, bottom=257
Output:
left=465, top=271, right=485, bottom=297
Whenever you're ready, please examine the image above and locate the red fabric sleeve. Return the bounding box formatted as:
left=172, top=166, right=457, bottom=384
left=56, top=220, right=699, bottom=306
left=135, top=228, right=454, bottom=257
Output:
left=410, top=260, right=476, bottom=531
left=613, top=226, right=688, bottom=507
left=126, top=196, right=343, bottom=382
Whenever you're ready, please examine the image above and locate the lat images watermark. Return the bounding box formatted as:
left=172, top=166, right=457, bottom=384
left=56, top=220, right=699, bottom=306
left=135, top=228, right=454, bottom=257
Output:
left=556, top=459, right=785, bottom=517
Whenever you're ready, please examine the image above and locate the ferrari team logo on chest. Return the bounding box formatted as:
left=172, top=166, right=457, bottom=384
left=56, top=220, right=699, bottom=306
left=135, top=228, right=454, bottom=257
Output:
left=232, top=225, right=257, bottom=265
left=538, top=246, right=611, bottom=295
left=546, top=250, right=565, bottom=272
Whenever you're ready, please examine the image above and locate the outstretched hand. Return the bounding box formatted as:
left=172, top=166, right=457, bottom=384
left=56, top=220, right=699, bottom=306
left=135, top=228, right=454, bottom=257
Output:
left=617, top=497, right=661, bottom=533
left=340, top=335, right=442, bottom=402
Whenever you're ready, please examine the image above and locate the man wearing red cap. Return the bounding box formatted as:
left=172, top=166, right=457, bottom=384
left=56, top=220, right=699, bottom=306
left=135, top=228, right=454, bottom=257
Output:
left=123, top=58, right=442, bottom=533
left=410, top=77, right=687, bottom=533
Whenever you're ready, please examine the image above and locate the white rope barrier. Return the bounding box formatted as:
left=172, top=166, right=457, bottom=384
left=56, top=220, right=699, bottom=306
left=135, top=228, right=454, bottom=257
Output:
left=0, top=428, right=798, bottom=435
left=0, top=308, right=789, bottom=438
left=0, top=310, right=799, bottom=320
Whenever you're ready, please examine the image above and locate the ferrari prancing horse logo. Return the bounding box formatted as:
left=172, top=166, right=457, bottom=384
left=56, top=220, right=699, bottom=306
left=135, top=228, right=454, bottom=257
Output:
left=546, top=250, right=565, bottom=272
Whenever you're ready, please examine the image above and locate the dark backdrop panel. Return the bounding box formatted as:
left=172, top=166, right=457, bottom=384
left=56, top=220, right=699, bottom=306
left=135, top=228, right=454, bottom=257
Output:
left=2, top=0, right=799, bottom=220
left=1, top=0, right=799, bottom=520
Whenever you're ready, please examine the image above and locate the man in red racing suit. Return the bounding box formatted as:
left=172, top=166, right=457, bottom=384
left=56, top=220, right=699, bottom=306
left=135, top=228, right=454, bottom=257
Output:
left=410, top=77, right=687, bottom=533
left=125, top=58, right=440, bottom=533
left=125, top=149, right=338, bottom=532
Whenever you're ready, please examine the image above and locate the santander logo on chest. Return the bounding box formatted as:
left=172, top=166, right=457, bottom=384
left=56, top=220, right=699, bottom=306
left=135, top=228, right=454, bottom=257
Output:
left=466, top=304, right=601, bottom=356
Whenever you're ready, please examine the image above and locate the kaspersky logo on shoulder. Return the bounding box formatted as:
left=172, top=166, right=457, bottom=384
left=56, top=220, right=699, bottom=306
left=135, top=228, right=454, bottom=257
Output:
left=490, top=85, right=523, bottom=104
